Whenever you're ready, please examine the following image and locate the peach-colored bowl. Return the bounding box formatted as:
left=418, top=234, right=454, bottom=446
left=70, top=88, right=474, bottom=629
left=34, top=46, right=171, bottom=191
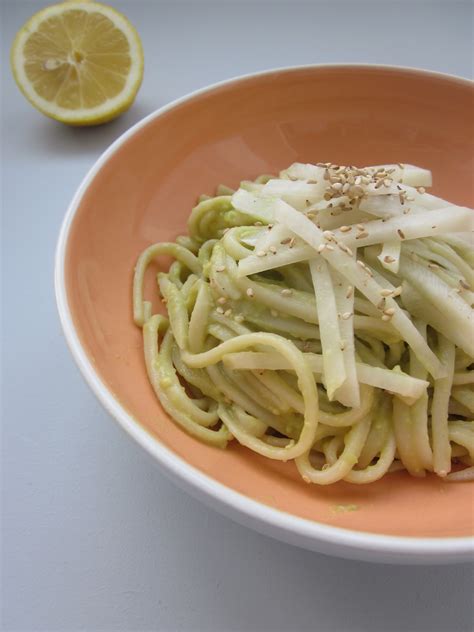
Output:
left=55, top=65, right=474, bottom=564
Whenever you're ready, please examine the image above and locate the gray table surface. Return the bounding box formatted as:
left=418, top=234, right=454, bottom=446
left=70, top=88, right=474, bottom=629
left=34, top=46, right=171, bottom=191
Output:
left=2, top=1, right=473, bottom=630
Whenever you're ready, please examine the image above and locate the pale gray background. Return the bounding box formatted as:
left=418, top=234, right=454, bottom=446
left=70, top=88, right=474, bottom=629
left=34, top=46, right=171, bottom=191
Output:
left=1, top=1, right=473, bottom=630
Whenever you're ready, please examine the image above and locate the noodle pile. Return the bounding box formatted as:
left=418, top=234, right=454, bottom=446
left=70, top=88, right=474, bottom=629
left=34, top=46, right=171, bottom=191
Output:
left=133, top=163, right=474, bottom=484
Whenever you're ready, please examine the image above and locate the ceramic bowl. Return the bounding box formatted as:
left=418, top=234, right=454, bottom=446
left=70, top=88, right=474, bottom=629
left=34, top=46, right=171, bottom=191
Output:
left=55, top=65, right=473, bottom=564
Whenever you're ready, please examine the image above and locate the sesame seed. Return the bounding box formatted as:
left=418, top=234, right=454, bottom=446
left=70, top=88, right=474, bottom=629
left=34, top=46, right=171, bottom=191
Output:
left=380, top=288, right=393, bottom=297
left=325, top=244, right=335, bottom=251
left=356, top=231, right=369, bottom=240
left=222, top=227, right=230, bottom=234
left=224, top=309, right=232, bottom=317
left=280, top=237, right=292, bottom=245
left=397, top=229, right=406, bottom=240
left=281, top=288, right=293, bottom=296
left=289, top=238, right=296, bottom=248
left=270, top=309, right=278, bottom=317
left=269, top=246, right=277, bottom=254
left=234, top=314, right=244, bottom=323
left=317, top=244, right=326, bottom=253
left=340, top=225, right=352, bottom=232
left=383, top=256, right=396, bottom=264
left=383, top=178, right=392, bottom=187
left=383, top=307, right=396, bottom=316
left=256, top=250, right=266, bottom=257
left=267, top=224, right=274, bottom=230
left=217, top=297, right=227, bottom=305
left=216, top=307, right=225, bottom=314
left=460, top=280, right=471, bottom=290
left=340, top=340, right=346, bottom=351
left=381, top=314, right=391, bottom=321
left=216, top=265, right=226, bottom=272
left=428, top=263, right=440, bottom=269
left=417, top=187, right=426, bottom=194
left=431, top=225, right=437, bottom=230
left=345, top=286, right=354, bottom=298
left=357, top=260, right=366, bottom=269
left=246, top=288, right=254, bottom=298
left=392, top=286, right=402, bottom=296
left=323, top=230, right=335, bottom=240
left=254, top=221, right=263, bottom=226
left=356, top=224, right=365, bottom=231
left=342, top=312, right=353, bottom=320
left=376, top=299, right=386, bottom=310
left=397, top=163, right=404, bottom=169
left=403, top=207, right=411, bottom=214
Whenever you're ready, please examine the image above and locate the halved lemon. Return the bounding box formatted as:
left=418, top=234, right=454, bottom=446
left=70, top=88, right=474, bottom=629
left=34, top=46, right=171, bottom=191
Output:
left=11, top=1, right=144, bottom=125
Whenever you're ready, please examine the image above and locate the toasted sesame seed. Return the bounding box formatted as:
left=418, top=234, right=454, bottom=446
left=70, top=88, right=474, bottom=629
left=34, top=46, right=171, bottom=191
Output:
left=340, top=340, right=346, bottom=351
left=306, top=212, right=316, bottom=219
left=340, top=225, right=352, bottom=232
left=376, top=299, right=386, bottom=310
left=325, top=244, right=335, bottom=251
left=224, top=309, right=232, bottom=317
left=381, top=314, right=391, bottom=321
left=256, top=250, right=266, bottom=257
left=288, top=238, right=296, bottom=248
left=383, top=178, right=392, bottom=187
left=216, top=265, right=226, bottom=272
left=357, top=260, right=366, bottom=269
left=217, top=296, right=227, bottom=305
left=383, top=307, right=396, bottom=316
left=356, top=231, right=369, bottom=240
left=281, top=288, right=293, bottom=296
left=323, top=230, right=335, bottom=240
left=392, top=286, right=402, bottom=296
left=216, top=307, right=225, bottom=314
left=383, top=256, right=396, bottom=264
left=234, top=314, right=244, bottom=323
left=428, top=263, right=440, bottom=269
left=345, top=285, right=354, bottom=298
left=280, top=237, right=292, bottom=245
left=269, top=246, right=277, bottom=254
left=403, top=207, right=411, bottom=214
left=254, top=221, right=263, bottom=226
left=222, top=227, right=230, bottom=234
left=342, top=312, right=353, bottom=320
left=246, top=288, right=254, bottom=298
left=397, top=163, right=404, bottom=169
left=431, top=225, right=437, bottom=230
left=417, top=187, right=426, bottom=194
left=397, top=229, right=406, bottom=240
left=317, top=244, right=326, bottom=253
left=268, top=224, right=274, bottom=230
left=356, top=224, right=365, bottom=231
left=380, top=288, right=393, bottom=297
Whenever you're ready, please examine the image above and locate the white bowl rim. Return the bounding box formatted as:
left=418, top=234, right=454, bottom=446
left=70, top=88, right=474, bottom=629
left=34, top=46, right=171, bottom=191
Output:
left=55, top=63, right=474, bottom=564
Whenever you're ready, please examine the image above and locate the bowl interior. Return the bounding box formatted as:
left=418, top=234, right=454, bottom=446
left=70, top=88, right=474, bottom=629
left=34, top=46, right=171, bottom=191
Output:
left=65, top=66, right=473, bottom=538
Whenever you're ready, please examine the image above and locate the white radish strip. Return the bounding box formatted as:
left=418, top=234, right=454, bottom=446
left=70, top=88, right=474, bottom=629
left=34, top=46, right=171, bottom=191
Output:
left=431, top=336, right=455, bottom=476
left=366, top=164, right=432, bottom=187
left=401, top=282, right=474, bottom=357
left=262, top=179, right=326, bottom=210
left=238, top=244, right=313, bottom=277
left=271, top=202, right=444, bottom=378
left=331, top=268, right=360, bottom=408
left=309, top=258, right=346, bottom=400
left=223, top=352, right=428, bottom=402
left=333, top=207, right=474, bottom=248
left=378, top=240, right=401, bottom=274
left=399, top=255, right=474, bottom=347
left=253, top=223, right=292, bottom=254
left=279, top=162, right=325, bottom=182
